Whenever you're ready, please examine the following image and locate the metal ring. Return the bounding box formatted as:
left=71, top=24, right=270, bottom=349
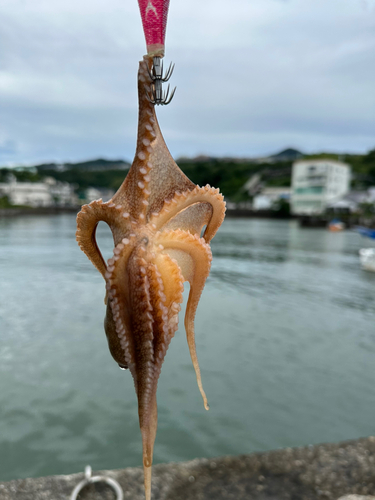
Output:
left=70, top=465, right=124, bottom=500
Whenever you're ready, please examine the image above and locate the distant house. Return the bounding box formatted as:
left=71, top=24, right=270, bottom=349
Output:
left=46, top=178, right=79, bottom=206
left=0, top=176, right=78, bottom=207
left=291, top=159, right=351, bottom=215
left=0, top=177, right=52, bottom=207
left=327, top=187, right=375, bottom=213
left=253, top=187, right=291, bottom=211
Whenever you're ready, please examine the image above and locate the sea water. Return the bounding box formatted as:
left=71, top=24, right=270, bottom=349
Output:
left=1, top=215, right=375, bottom=481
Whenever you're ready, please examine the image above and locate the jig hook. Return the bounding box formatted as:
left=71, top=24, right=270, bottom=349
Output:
left=145, top=56, right=176, bottom=106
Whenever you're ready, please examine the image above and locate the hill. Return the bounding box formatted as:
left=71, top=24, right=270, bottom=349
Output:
left=1, top=148, right=375, bottom=202
left=36, top=158, right=130, bottom=172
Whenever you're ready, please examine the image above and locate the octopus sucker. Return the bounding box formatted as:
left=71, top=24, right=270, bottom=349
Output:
left=76, top=55, right=226, bottom=500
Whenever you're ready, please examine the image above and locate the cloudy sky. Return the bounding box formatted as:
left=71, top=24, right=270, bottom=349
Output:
left=0, top=0, right=374, bottom=165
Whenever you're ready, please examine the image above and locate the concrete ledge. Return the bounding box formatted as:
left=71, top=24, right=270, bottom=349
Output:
left=2, top=437, right=375, bottom=499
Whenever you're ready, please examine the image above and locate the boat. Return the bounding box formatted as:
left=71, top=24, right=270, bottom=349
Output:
left=354, top=226, right=375, bottom=272
left=354, top=226, right=375, bottom=239
left=359, top=248, right=375, bottom=272
left=328, top=219, right=345, bottom=231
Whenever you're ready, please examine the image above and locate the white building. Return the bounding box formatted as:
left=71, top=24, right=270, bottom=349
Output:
left=0, top=176, right=78, bottom=207
left=291, top=159, right=351, bottom=215
left=0, top=177, right=52, bottom=207
left=46, top=177, right=79, bottom=206
left=253, top=187, right=291, bottom=211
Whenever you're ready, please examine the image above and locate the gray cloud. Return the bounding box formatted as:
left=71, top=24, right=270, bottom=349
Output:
left=0, top=0, right=374, bottom=164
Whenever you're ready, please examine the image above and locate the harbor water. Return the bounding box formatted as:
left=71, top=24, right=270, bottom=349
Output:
left=1, top=215, right=375, bottom=482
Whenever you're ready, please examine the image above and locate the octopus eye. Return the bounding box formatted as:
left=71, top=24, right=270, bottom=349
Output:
left=118, top=364, right=128, bottom=370
left=141, top=236, right=149, bottom=246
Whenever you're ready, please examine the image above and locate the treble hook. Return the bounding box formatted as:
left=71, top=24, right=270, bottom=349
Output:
left=145, top=56, right=176, bottom=106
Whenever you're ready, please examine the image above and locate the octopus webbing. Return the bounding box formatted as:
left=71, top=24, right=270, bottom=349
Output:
left=76, top=56, right=226, bottom=500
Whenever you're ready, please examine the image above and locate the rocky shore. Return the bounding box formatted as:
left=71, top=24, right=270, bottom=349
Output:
left=1, top=437, right=375, bottom=499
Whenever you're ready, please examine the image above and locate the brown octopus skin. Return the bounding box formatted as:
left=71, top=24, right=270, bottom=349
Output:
left=76, top=56, right=226, bottom=500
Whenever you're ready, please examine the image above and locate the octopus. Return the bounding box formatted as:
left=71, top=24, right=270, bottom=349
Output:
left=76, top=56, right=226, bottom=500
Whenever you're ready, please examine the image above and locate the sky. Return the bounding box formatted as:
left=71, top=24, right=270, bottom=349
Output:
left=0, top=0, right=374, bottom=165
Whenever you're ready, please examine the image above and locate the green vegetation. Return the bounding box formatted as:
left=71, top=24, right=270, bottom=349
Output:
left=2, top=159, right=293, bottom=201
left=347, top=151, right=375, bottom=188
left=1, top=148, right=374, bottom=203
left=265, top=176, right=291, bottom=187
left=178, top=159, right=257, bottom=200
left=0, top=195, right=13, bottom=208
left=273, top=198, right=290, bottom=216
left=163, top=148, right=374, bottom=197
left=37, top=168, right=127, bottom=192
left=177, top=158, right=294, bottom=201
left=0, top=168, right=42, bottom=183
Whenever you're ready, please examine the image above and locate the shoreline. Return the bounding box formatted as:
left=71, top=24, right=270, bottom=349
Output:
left=0, top=207, right=81, bottom=217
left=1, top=207, right=368, bottom=229
left=0, top=206, right=295, bottom=220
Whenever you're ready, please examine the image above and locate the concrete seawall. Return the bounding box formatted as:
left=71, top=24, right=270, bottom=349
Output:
left=1, top=437, right=375, bottom=499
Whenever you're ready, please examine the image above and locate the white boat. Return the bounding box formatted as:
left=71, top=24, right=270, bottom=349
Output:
left=359, top=248, right=375, bottom=272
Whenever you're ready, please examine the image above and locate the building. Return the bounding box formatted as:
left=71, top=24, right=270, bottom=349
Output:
left=253, top=187, right=291, bottom=211
left=46, top=177, right=79, bottom=206
left=326, top=187, right=375, bottom=213
left=0, top=176, right=52, bottom=207
left=291, top=159, right=351, bottom=215
left=0, top=176, right=78, bottom=207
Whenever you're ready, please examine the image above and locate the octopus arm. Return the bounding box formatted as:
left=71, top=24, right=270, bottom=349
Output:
left=107, top=242, right=157, bottom=500
left=126, top=250, right=162, bottom=500
left=148, top=257, right=184, bottom=363
left=148, top=185, right=226, bottom=243
left=76, top=199, right=131, bottom=279
left=160, top=202, right=212, bottom=240
left=141, top=401, right=157, bottom=500
left=154, top=230, right=212, bottom=410
left=139, top=255, right=185, bottom=500
left=104, top=236, right=137, bottom=371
